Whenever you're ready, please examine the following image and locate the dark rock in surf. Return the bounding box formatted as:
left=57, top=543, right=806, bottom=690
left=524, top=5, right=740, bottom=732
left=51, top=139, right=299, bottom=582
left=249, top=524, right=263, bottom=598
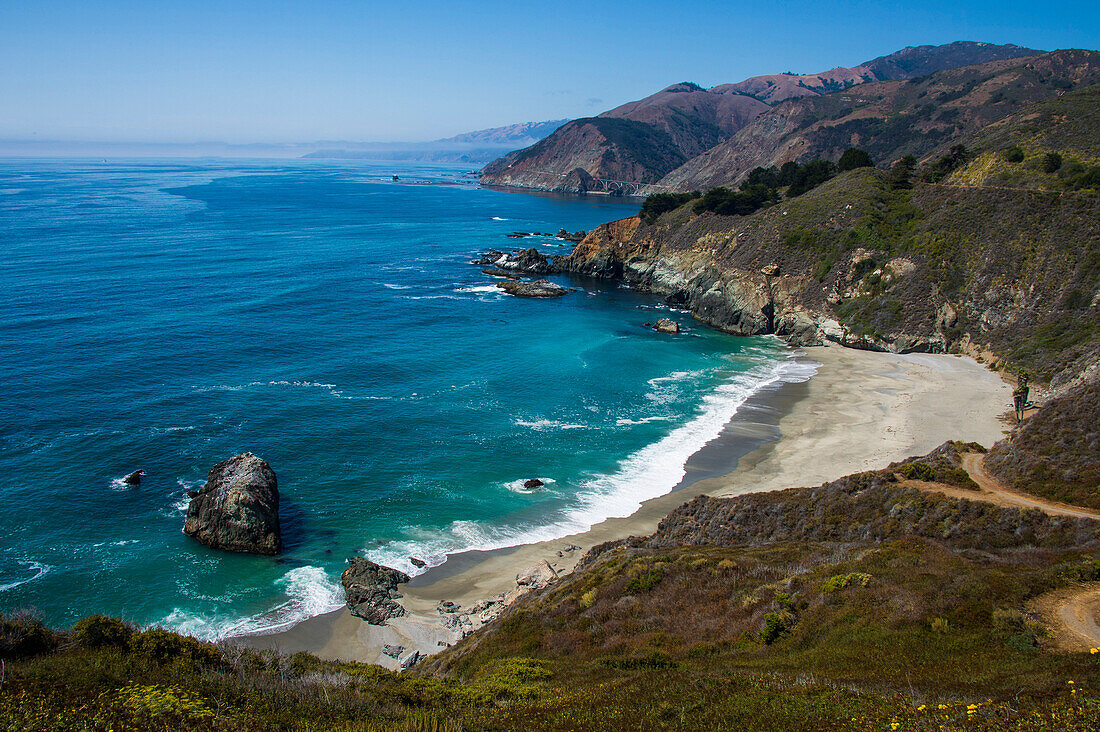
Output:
left=341, top=557, right=410, bottom=625
left=184, top=453, right=281, bottom=555
left=497, top=279, right=570, bottom=298
left=410, top=557, right=427, bottom=569
left=654, top=318, right=681, bottom=334
left=482, top=268, right=521, bottom=280
left=123, top=470, right=144, bottom=485
left=523, top=478, right=545, bottom=490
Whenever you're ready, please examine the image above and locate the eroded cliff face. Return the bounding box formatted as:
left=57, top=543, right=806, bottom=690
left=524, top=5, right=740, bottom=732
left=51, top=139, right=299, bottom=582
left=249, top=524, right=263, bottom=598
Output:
left=552, top=167, right=1100, bottom=366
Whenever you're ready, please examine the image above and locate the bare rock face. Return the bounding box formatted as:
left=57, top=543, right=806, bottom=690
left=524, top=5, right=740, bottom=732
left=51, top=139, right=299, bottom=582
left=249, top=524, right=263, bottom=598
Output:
left=341, top=558, right=410, bottom=625
left=516, top=560, right=558, bottom=589
left=184, top=453, right=281, bottom=555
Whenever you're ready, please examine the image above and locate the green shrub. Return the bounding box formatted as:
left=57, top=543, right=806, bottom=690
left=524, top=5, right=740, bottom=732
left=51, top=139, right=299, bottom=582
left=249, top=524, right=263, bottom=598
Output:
left=837, top=148, right=874, bottom=172
left=822, top=573, right=873, bottom=593
left=0, top=610, right=59, bottom=658
left=761, top=611, right=794, bottom=644
left=625, top=568, right=664, bottom=593
left=72, top=614, right=134, bottom=649
left=1002, top=145, right=1025, bottom=163
left=639, top=191, right=700, bottom=223
left=129, top=627, right=220, bottom=668
left=898, top=462, right=937, bottom=481
left=1042, top=152, right=1063, bottom=174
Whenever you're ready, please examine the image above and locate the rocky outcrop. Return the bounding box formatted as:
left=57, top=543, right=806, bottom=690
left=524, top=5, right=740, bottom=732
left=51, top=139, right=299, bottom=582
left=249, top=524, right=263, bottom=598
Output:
left=653, top=318, right=680, bottom=334
left=522, top=478, right=544, bottom=490
left=496, top=279, right=570, bottom=298
left=184, top=453, right=281, bottom=555
left=123, top=470, right=144, bottom=485
left=516, top=560, right=558, bottom=589
left=341, top=558, right=410, bottom=625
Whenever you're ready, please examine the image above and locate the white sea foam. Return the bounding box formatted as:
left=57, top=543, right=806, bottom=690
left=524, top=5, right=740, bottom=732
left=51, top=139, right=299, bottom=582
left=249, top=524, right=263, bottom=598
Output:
left=491, top=216, right=507, bottom=221
left=382, top=283, right=412, bottom=290
left=503, top=477, right=558, bottom=494
left=151, top=425, right=195, bottom=434
left=162, top=565, right=345, bottom=641
left=193, top=380, right=353, bottom=399
left=645, top=369, right=708, bottom=404
left=366, top=354, right=820, bottom=578
left=615, top=415, right=675, bottom=426
left=0, top=560, right=51, bottom=592
left=109, top=475, right=137, bottom=491
left=514, top=419, right=588, bottom=431
left=455, top=284, right=502, bottom=294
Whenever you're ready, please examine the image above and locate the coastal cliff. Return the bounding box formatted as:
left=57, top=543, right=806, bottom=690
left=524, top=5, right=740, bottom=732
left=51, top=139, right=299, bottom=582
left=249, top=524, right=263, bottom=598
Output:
left=551, top=167, right=1100, bottom=377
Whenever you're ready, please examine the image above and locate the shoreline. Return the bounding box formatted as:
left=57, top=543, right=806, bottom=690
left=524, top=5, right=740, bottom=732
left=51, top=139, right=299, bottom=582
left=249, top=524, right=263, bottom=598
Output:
left=237, top=346, right=1012, bottom=667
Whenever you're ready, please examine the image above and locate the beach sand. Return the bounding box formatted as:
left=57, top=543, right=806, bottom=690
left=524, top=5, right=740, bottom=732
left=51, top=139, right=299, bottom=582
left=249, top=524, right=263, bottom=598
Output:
left=238, top=345, right=1012, bottom=667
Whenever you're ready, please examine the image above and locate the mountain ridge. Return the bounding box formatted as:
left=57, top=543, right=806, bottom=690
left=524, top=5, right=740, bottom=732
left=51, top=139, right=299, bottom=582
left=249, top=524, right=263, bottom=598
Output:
left=480, top=41, right=1047, bottom=192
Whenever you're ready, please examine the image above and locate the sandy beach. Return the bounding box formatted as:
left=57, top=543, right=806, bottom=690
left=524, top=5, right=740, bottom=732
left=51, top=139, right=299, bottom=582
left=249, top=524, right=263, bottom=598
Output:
left=239, top=345, right=1012, bottom=667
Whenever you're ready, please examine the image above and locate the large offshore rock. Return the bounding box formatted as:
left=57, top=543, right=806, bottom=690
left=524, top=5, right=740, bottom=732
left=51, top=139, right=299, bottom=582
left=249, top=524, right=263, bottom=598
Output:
left=341, top=558, right=410, bottom=625
left=184, top=453, right=281, bottom=555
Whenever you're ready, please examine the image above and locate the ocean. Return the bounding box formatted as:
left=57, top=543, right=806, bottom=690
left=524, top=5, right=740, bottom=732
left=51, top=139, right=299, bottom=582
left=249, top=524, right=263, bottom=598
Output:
left=0, top=158, right=814, bottom=639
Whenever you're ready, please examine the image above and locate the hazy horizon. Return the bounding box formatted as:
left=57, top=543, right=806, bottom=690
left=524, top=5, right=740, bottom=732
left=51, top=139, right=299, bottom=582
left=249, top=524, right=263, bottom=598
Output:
left=2, top=0, right=1098, bottom=150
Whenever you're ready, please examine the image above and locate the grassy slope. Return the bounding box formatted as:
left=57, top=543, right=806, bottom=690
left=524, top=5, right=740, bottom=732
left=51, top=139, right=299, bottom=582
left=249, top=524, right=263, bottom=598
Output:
left=6, top=455, right=1100, bottom=731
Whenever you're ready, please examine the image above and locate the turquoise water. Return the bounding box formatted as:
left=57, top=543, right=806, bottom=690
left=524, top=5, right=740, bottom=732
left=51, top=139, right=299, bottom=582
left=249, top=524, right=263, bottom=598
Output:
left=0, top=159, right=809, bottom=638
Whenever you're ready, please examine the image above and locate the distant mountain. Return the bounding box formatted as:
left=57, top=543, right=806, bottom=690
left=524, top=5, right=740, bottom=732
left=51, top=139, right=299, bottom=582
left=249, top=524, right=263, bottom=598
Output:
left=303, top=119, right=567, bottom=163
left=480, top=41, right=1045, bottom=192
left=436, top=119, right=568, bottom=146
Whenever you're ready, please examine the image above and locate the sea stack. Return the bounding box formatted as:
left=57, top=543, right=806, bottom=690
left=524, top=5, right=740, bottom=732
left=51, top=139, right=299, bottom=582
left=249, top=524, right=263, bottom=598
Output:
left=184, top=453, right=281, bottom=555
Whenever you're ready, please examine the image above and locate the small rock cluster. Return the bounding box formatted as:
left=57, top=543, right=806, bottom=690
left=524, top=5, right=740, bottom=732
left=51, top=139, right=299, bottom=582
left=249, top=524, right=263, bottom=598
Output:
left=433, top=558, right=563, bottom=641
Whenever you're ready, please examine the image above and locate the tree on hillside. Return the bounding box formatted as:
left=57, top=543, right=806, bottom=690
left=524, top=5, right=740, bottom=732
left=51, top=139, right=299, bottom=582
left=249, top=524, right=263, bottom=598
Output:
left=838, top=148, right=874, bottom=172
left=889, top=156, right=917, bottom=190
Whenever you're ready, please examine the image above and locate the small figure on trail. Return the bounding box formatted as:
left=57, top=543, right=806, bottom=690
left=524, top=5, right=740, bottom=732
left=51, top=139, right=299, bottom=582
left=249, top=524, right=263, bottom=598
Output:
left=1013, top=372, right=1030, bottom=423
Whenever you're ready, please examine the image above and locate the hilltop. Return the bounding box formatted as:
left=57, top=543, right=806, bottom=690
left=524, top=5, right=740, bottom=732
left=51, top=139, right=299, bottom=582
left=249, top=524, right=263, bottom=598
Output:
left=480, top=41, right=1045, bottom=192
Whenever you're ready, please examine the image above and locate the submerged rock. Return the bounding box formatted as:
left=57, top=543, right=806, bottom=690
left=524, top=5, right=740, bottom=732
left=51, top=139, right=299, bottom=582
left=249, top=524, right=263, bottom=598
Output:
left=184, top=453, right=281, bottom=555
left=341, top=557, right=410, bottom=625
left=409, top=557, right=427, bottom=569
left=496, top=279, right=570, bottom=298
left=654, top=318, right=681, bottom=334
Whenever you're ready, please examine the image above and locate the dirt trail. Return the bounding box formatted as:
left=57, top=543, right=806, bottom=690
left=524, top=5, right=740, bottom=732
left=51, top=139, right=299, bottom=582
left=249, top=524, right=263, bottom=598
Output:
left=1030, top=584, right=1100, bottom=652
left=908, top=454, right=1100, bottom=651
left=959, top=453, right=1100, bottom=520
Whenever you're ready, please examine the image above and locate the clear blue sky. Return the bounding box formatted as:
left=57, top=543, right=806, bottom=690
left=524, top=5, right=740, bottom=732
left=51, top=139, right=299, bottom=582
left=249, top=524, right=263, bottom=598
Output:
left=1, top=0, right=1097, bottom=143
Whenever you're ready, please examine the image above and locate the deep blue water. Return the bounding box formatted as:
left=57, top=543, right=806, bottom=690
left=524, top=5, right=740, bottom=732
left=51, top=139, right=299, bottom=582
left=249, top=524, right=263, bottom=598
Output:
left=0, top=158, right=808, bottom=638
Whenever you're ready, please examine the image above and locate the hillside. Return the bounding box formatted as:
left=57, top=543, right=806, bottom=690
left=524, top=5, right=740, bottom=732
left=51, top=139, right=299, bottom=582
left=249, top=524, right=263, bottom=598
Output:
left=554, top=166, right=1099, bottom=381
left=5, top=447, right=1100, bottom=730
left=480, top=116, right=693, bottom=191
left=480, top=41, right=1043, bottom=192
left=654, top=49, right=1100, bottom=192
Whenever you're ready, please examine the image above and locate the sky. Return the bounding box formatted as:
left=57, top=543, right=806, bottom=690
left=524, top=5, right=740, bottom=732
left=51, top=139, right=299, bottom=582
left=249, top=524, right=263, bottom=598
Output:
left=1, top=0, right=1098, bottom=144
